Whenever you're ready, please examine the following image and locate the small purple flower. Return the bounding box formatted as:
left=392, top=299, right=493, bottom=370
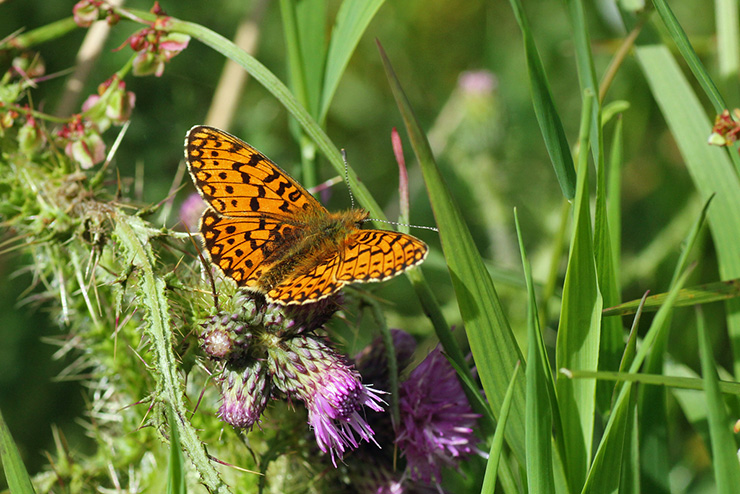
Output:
left=179, top=192, right=206, bottom=232
left=396, top=347, right=480, bottom=484
left=267, top=334, right=385, bottom=464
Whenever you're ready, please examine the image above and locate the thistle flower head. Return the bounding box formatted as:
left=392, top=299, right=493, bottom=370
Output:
left=198, top=290, right=384, bottom=463
left=199, top=311, right=252, bottom=363
left=267, top=334, right=385, bottom=465
left=354, top=329, right=417, bottom=390
left=396, top=347, right=480, bottom=484
left=218, top=358, right=271, bottom=430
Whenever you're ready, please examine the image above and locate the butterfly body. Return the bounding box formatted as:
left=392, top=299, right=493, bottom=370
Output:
left=186, top=126, right=427, bottom=305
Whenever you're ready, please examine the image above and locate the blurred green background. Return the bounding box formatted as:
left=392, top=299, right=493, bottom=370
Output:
left=0, top=0, right=728, bottom=487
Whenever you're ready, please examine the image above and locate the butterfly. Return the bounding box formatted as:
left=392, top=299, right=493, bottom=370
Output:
left=185, top=125, right=428, bottom=305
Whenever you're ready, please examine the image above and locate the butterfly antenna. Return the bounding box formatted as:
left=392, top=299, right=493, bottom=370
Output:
left=341, top=149, right=356, bottom=209
left=362, top=217, right=439, bottom=232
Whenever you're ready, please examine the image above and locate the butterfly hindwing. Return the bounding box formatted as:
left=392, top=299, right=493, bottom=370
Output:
left=200, top=208, right=300, bottom=287
left=267, top=252, right=344, bottom=305
left=337, top=230, right=428, bottom=283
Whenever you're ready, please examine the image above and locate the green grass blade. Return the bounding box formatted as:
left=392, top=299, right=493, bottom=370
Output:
left=555, top=91, right=602, bottom=491
left=579, top=264, right=694, bottom=494
left=294, top=0, right=327, bottom=117
left=279, top=0, right=312, bottom=116
left=0, top=408, right=35, bottom=494
left=618, top=292, right=648, bottom=373
left=696, top=306, right=740, bottom=493
left=319, top=0, right=386, bottom=124
left=563, top=369, right=740, bottom=395
left=279, top=0, right=326, bottom=188
left=480, top=363, right=521, bottom=494
left=516, top=210, right=556, bottom=494
left=607, top=116, right=623, bottom=279
left=603, top=278, right=740, bottom=316
left=650, top=0, right=726, bottom=112
left=506, top=0, right=576, bottom=199
left=581, top=382, right=632, bottom=494
left=564, top=0, right=601, bottom=160
left=634, top=43, right=740, bottom=377
left=715, top=0, right=740, bottom=104
left=377, top=41, right=526, bottom=461
left=594, top=115, right=623, bottom=413
left=167, top=406, right=187, bottom=494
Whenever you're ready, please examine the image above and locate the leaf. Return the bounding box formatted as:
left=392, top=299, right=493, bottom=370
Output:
left=0, top=408, right=35, bottom=494
left=696, top=306, right=740, bottom=494
left=378, top=41, right=526, bottom=461
left=555, top=92, right=602, bottom=491
left=507, top=0, right=576, bottom=199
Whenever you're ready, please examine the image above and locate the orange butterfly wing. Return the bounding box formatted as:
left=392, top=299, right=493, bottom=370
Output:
left=336, top=229, right=428, bottom=282
left=186, top=125, right=429, bottom=305
left=267, top=252, right=343, bottom=304
left=186, top=126, right=320, bottom=289
left=186, top=125, right=324, bottom=219
left=199, top=209, right=301, bottom=288
left=267, top=230, right=428, bottom=304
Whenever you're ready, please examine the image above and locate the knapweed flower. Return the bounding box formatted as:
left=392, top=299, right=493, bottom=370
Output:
left=267, top=334, right=385, bottom=464
left=126, top=4, right=190, bottom=77
left=218, top=358, right=272, bottom=430
left=56, top=116, right=105, bottom=169
left=81, top=76, right=135, bottom=130
left=396, top=347, right=480, bottom=484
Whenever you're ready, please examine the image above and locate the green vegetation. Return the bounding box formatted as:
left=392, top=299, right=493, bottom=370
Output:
left=2, top=0, right=740, bottom=492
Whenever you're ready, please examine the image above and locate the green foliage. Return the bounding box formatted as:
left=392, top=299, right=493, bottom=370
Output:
left=2, top=0, right=740, bottom=493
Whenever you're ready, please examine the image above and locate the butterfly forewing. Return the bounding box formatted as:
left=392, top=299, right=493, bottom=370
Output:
left=186, top=126, right=324, bottom=219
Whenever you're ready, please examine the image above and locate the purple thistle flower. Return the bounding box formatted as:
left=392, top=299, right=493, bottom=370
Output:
left=267, top=334, right=385, bottom=465
left=354, top=329, right=417, bottom=390
left=218, top=358, right=272, bottom=430
left=396, top=347, right=480, bottom=484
